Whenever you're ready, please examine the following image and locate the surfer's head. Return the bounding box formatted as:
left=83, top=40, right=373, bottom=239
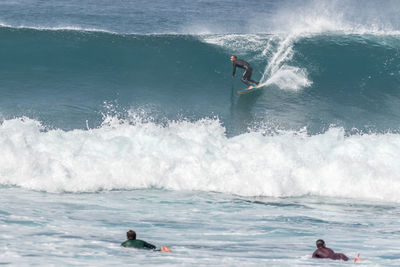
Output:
left=316, top=239, right=325, bottom=248
left=127, top=230, right=136, bottom=240
left=230, top=55, right=237, bottom=62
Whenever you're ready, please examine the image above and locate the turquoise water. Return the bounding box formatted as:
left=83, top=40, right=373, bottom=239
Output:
left=1, top=28, right=400, bottom=135
left=1, top=0, right=400, bottom=265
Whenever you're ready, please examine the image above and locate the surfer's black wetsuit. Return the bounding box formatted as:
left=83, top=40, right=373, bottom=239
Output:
left=232, top=59, right=259, bottom=86
left=121, top=239, right=156, bottom=250
left=312, top=247, right=349, bottom=261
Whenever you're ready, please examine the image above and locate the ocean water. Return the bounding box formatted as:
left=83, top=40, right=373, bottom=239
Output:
left=1, top=0, right=400, bottom=265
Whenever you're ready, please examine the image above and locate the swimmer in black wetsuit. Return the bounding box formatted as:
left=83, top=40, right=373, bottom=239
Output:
left=121, top=230, right=172, bottom=252
left=121, top=230, right=156, bottom=250
left=231, top=55, right=260, bottom=89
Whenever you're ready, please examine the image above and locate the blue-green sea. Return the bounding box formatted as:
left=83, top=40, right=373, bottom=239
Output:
left=1, top=0, right=400, bottom=265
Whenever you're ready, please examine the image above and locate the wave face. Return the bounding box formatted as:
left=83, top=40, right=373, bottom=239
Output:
left=1, top=27, right=400, bottom=134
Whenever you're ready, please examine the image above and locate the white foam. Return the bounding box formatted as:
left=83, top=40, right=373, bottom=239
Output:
left=259, top=35, right=312, bottom=91
left=0, top=22, right=116, bottom=34
left=1, top=116, right=400, bottom=202
left=200, top=0, right=400, bottom=91
left=201, top=34, right=312, bottom=91
left=201, top=34, right=270, bottom=54
left=261, top=0, right=400, bottom=36
left=263, top=66, right=312, bottom=91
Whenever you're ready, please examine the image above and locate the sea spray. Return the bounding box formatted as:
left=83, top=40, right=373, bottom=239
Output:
left=1, top=115, right=400, bottom=202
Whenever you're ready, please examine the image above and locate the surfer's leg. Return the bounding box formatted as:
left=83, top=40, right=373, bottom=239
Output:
left=246, top=69, right=259, bottom=85
left=249, top=79, right=259, bottom=85
left=249, top=78, right=259, bottom=85
left=241, top=72, right=251, bottom=86
left=244, top=69, right=259, bottom=86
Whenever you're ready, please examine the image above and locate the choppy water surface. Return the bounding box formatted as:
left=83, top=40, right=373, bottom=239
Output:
left=2, top=0, right=400, bottom=265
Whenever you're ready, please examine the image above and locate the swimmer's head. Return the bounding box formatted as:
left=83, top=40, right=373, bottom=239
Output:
left=127, top=230, right=136, bottom=240
left=230, top=55, right=237, bottom=62
left=316, top=239, right=325, bottom=248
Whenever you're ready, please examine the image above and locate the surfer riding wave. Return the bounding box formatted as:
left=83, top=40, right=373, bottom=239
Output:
left=230, top=55, right=260, bottom=89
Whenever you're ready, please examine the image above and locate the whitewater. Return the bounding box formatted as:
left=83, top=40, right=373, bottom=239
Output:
left=1, top=0, right=400, bottom=266
left=2, top=116, right=400, bottom=204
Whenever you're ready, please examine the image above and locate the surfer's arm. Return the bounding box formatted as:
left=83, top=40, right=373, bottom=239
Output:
left=232, top=63, right=237, bottom=77
left=312, top=249, right=330, bottom=258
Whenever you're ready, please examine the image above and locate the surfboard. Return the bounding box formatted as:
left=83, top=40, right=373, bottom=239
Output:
left=236, top=84, right=265, bottom=95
